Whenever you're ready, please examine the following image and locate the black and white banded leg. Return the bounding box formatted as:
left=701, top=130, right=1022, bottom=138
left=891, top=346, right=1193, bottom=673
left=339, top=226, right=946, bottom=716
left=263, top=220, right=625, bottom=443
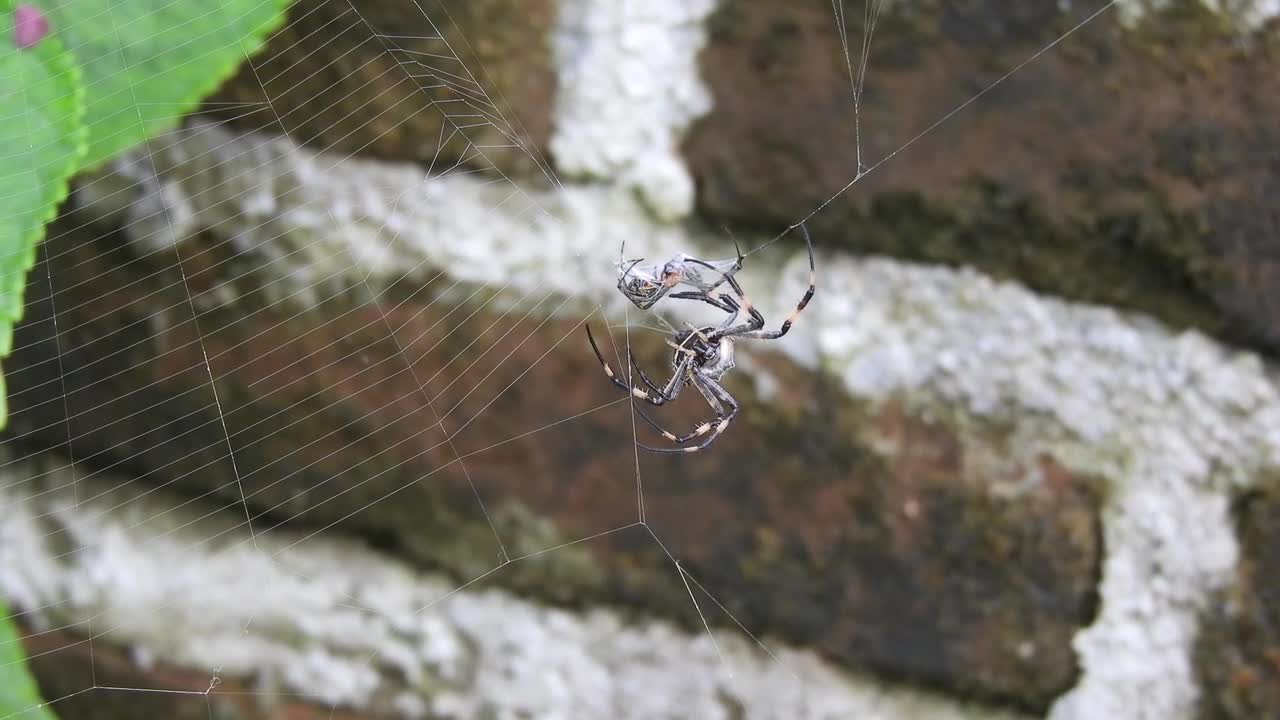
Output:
left=585, top=323, right=690, bottom=405
left=635, top=374, right=741, bottom=453
left=710, top=224, right=815, bottom=343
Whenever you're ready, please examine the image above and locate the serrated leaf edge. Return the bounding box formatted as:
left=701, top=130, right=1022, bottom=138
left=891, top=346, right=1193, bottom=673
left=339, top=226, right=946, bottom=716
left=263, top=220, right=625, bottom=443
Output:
left=78, top=0, right=294, bottom=173
left=0, top=26, right=89, bottom=361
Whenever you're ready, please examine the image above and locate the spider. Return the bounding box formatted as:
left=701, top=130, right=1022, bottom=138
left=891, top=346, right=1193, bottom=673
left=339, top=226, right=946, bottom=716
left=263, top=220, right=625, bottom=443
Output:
left=586, top=225, right=815, bottom=453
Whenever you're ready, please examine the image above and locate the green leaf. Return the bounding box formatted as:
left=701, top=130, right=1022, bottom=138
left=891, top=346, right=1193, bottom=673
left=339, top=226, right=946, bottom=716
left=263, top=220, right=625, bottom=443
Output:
left=0, top=601, right=57, bottom=720
left=0, top=0, right=88, bottom=430
left=33, top=0, right=291, bottom=170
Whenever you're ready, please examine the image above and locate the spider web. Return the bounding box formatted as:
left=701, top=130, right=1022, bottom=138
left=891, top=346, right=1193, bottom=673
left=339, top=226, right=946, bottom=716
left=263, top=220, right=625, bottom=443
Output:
left=0, top=0, right=1125, bottom=717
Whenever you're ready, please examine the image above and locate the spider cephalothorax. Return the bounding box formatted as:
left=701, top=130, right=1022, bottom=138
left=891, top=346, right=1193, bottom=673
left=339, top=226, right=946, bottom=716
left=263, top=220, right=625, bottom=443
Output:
left=666, top=328, right=734, bottom=380
left=587, top=225, right=816, bottom=453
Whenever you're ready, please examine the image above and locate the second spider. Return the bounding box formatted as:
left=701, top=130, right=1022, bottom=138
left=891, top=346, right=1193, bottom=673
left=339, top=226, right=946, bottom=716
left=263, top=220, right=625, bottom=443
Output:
left=586, top=225, right=816, bottom=453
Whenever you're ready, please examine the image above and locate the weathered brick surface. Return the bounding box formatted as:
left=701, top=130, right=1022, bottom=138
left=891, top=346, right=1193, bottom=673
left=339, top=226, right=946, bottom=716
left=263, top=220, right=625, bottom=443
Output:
left=685, top=0, right=1280, bottom=355
left=4, top=216, right=1102, bottom=710
left=204, top=0, right=557, bottom=179
left=1196, top=479, right=1280, bottom=719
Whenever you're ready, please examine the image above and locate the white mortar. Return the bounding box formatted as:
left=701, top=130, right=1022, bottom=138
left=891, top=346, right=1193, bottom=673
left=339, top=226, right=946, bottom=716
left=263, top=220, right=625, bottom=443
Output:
left=0, top=450, right=1026, bottom=720
left=549, top=0, right=715, bottom=221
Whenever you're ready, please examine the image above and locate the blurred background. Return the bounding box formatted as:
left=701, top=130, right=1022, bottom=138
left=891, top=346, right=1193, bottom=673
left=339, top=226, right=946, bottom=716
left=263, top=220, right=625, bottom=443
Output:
left=2, top=1, right=1279, bottom=719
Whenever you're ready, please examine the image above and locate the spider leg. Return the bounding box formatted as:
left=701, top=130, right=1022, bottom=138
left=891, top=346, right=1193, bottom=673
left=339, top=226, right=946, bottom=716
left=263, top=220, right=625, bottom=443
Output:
left=702, top=268, right=766, bottom=341
left=637, top=374, right=740, bottom=454
left=681, top=252, right=743, bottom=301
left=635, top=405, right=721, bottom=445
left=646, top=344, right=695, bottom=402
left=728, top=229, right=744, bottom=269
left=665, top=336, right=699, bottom=359
left=627, top=346, right=669, bottom=397
left=634, top=407, right=716, bottom=445
left=586, top=324, right=688, bottom=405
left=668, top=290, right=738, bottom=316
left=633, top=360, right=704, bottom=441
left=684, top=323, right=716, bottom=346
left=617, top=258, right=643, bottom=289
left=717, top=223, right=816, bottom=342
left=662, top=288, right=743, bottom=344
left=690, top=230, right=744, bottom=297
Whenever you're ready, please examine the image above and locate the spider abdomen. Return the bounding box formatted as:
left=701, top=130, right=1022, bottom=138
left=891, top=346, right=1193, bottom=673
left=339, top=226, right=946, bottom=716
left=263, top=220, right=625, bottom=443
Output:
left=701, top=337, right=735, bottom=380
